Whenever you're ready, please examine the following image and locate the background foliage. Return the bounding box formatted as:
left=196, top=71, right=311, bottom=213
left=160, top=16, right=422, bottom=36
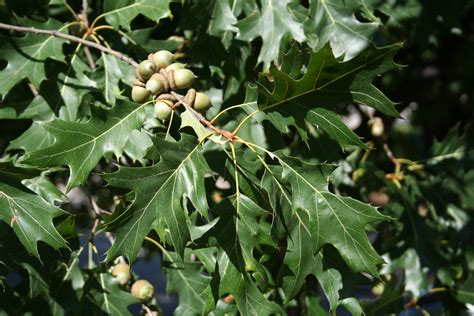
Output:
left=0, top=0, right=473, bottom=315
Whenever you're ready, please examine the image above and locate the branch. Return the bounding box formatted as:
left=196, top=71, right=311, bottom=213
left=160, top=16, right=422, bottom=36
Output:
left=0, top=22, right=138, bottom=67
left=80, top=0, right=89, bottom=25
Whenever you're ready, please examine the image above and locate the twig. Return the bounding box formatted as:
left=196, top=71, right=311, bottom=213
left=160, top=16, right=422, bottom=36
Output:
left=0, top=22, right=138, bottom=67
left=80, top=0, right=89, bottom=26
left=83, top=47, right=96, bottom=70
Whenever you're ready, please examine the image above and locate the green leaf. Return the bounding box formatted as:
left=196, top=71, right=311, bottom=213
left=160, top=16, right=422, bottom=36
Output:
left=236, top=0, right=306, bottom=70
left=216, top=251, right=283, bottom=316
left=258, top=44, right=400, bottom=143
left=305, top=0, right=378, bottom=61
left=123, top=129, right=153, bottom=163
left=429, top=123, right=466, bottom=164
left=208, top=0, right=239, bottom=49
left=104, top=134, right=210, bottom=262
left=165, top=251, right=215, bottom=315
left=56, top=55, right=96, bottom=121
left=0, top=160, right=39, bottom=187
left=308, top=107, right=368, bottom=150
left=82, top=273, right=137, bottom=315
left=97, top=54, right=124, bottom=106
left=259, top=151, right=386, bottom=297
left=195, top=195, right=279, bottom=315
left=103, top=0, right=171, bottom=30
left=279, top=201, right=362, bottom=312
left=23, top=100, right=147, bottom=190
left=7, top=123, right=55, bottom=153
left=126, top=28, right=183, bottom=53
left=0, top=95, right=53, bottom=121
left=381, top=248, right=428, bottom=298
left=0, top=182, right=68, bottom=258
left=0, top=18, right=68, bottom=97
left=22, top=175, right=67, bottom=204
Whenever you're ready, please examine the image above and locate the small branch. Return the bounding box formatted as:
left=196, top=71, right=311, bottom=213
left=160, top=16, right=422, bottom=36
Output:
left=0, top=22, right=138, bottom=67
left=83, top=47, right=96, bottom=70
left=80, top=0, right=89, bottom=26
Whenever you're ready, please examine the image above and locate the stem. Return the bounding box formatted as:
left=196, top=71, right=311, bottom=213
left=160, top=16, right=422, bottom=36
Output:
left=95, top=25, right=140, bottom=46
left=144, top=236, right=172, bottom=260
left=171, top=91, right=235, bottom=140
left=231, top=110, right=259, bottom=137
left=229, top=142, right=241, bottom=214
left=383, top=143, right=401, bottom=174
left=209, top=101, right=257, bottom=124
left=0, top=22, right=138, bottom=67
left=166, top=110, right=175, bottom=138
left=63, top=2, right=81, bottom=22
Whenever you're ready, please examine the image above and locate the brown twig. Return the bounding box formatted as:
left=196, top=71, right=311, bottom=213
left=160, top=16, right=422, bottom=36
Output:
left=0, top=22, right=138, bottom=67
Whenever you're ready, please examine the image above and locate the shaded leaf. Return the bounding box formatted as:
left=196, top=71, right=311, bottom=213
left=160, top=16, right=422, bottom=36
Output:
left=0, top=18, right=68, bottom=96
left=0, top=182, right=68, bottom=258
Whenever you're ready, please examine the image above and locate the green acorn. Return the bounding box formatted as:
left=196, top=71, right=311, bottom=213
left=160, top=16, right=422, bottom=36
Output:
left=152, top=50, right=174, bottom=69
left=137, top=60, right=156, bottom=81
left=174, top=69, right=197, bottom=90
left=193, top=92, right=212, bottom=113
left=146, top=74, right=165, bottom=95
left=131, top=279, right=154, bottom=302
left=131, top=86, right=150, bottom=103
left=154, top=100, right=173, bottom=121
left=166, top=62, right=186, bottom=71
left=111, top=263, right=131, bottom=286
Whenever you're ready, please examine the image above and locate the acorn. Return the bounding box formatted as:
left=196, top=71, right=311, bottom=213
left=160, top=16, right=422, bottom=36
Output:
left=370, top=117, right=384, bottom=137
left=193, top=92, right=212, bottom=113
left=174, top=69, right=197, bottom=90
left=146, top=74, right=165, bottom=95
left=111, top=263, right=131, bottom=286
left=154, top=100, right=173, bottom=122
left=137, top=60, right=156, bottom=81
left=152, top=50, right=174, bottom=69
left=131, top=86, right=150, bottom=103
left=165, top=62, right=186, bottom=71
left=131, top=279, right=154, bottom=302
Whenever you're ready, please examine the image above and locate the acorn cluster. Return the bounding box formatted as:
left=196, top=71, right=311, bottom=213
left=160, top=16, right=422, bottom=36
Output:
left=132, top=50, right=212, bottom=122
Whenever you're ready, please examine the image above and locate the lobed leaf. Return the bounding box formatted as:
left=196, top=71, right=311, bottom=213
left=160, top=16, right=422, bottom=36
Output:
left=258, top=44, right=401, bottom=145
left=23, top=100, right=147, bottom=190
